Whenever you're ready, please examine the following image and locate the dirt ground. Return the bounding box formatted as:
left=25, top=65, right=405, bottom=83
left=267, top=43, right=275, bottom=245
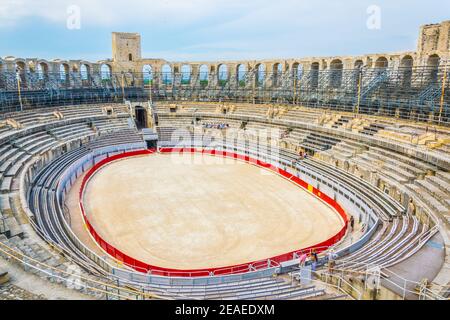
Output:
left=80, top=153, right=344, bottom=270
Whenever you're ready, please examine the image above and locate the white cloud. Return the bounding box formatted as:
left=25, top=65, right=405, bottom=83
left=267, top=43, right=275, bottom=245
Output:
left=1, top=0, right=449, bottom=61
left=0, top=0, right=263, bottom=28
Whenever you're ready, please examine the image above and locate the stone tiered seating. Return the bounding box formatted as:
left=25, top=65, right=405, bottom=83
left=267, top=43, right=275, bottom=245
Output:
left=87, top=129, right=143, bottom=150
left=0, top=234, right=68, bottom=273
left=300, top=133, right=341, bottom=153
left=405, top=171, right=450, bottom=224
left=0, top=124, right=12, bottom=136
left=279, top=108, right=322, bottom=124
left=232, top=105, right=270, bottom=117
left=59, top=105, right=104, bottom=119
left=111, top=105, right=130, bottom=116
left=49, top=123, right=95, bottom=142
left=0, top=101, right=448, bottom=300
left=136, top=276, right=326, bottom=300
left=13, top=132, right=59, bottom=156
left=318, top=140, right=368, bottom=165
left=92, top=117, right=131, bottom=132
left=360, top=122, right=386, bottom=136
left=9, top=111, right=57, bottom=127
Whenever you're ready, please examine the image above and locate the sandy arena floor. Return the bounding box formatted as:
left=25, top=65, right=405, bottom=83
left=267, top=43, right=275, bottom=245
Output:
left=83, top=153, right=344, bottom=270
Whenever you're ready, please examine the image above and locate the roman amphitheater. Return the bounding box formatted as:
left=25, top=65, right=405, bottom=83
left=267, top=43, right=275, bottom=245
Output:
left=0, top=20, right=449, bottom=300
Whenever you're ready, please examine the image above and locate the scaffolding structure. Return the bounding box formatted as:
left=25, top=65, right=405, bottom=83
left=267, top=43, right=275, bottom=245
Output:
left=0, top=64, right=449, bottom=124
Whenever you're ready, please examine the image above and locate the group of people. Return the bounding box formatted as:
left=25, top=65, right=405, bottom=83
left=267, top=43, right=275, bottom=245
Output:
left=291, top=150, right=307, bottom=167
left=297, top=215, right=357, bottom=274
left=297, top=248, right=337, bottom=273
left=202, top=122, right=230, bottom=129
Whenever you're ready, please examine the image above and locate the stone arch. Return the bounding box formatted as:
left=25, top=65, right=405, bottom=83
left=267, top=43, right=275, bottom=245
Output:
left=310, top=62, right=320, bottom=88
left=100, top=64, right=112, bottom=80
left=199, top=64, right=209, bottom=85
left=37, top=62, right=49, bottom=81
left=28, top=61, right=36, bottom=73
left=256, top=63, right=265, bottom=85
left=375, top=57, right=389, bottom=69
left=292, top=62, right=303, bottom=80
left=15, top=60, right=27, bottom=84
left=142, top=65, right=153, bottom=85
left=399, top=55, right=413, bottom=87
left=354, top=60, right=364, bottom=69
left=80, top=64, right=90, bottom=80
left=427, top=54, right=440, bottom=83
left=218, top=64, right=228, bottom=85
left=162, top=64, right=172, bottom=84
left=15, top=60, right=26, bottom=72
left=217, top=64, right=228, bottom=81
left=59, top=63, right=70, bottom=82
left=181, top=64, right=191, bottom=84
left=330, top=59, right=343, bottom=88
left=353, top=60, right=364, bottom=86
left=273, top=63, right=283, bottom=86
left=237, top=64, right=246, bottom=87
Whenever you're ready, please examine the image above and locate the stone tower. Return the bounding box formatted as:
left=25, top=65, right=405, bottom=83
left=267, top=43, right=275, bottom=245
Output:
left=417, top=20, right=450, bottom=61
left=111, top=32, right=142, bottom=73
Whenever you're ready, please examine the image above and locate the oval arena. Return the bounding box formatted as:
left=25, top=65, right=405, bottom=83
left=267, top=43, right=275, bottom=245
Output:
left=0, top=19, right=449, bottom=301
left=79, top=150, right=346, bottom=273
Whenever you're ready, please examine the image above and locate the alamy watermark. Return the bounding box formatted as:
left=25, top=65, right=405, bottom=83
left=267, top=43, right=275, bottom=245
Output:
left=366, top=5, right=381, bottom=30
left=67, top=5, right=81, bottom=30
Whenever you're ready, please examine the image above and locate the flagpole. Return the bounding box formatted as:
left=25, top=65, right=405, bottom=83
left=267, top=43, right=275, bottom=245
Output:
left=16, top=72, right=23, bottom=112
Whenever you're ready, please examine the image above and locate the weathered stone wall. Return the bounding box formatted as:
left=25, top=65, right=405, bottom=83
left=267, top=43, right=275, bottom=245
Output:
left=1, top=20, right=448, bottom=80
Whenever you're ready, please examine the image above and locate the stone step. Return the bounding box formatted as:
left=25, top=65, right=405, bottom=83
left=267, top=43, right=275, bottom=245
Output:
left=425, top=174, right=450, bottom=192
left=415, top=179, right=450, bottom=204
left=405, top=184, right=449, bottom=217
left=436, top=171, right=450, bottom=184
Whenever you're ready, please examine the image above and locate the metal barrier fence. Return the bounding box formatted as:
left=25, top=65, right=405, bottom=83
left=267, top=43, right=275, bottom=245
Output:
left=78, top=147, right=348, bottom=277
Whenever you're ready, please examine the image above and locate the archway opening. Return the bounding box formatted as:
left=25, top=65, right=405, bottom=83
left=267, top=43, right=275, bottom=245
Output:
left=218, top=64, right=228, bottom=86
left=427, top=54, right=440, bottom=83
left=101, top=64, right=112, bottom=81
left=162, top=64, right=172, bottom=85
left=37, top=62, right=49, bottom=81
left=80, top=64, right=90, bottom=85
left=310, top=62, right=320, bottom=88
left=60, top=64, right=69, bottom=84
left=15, top=61, right=27, bottom=85
left=135, top=106, right=148, bottom=129
left=256, top=64, right=265, bottom=86
left=181, top=65, right=191, bottom=85
left=199, top=64, right=209, bottom=87
left=400, top=56, right=413, bottom=87
left=375, top=57, right=388, bottom=69
left=237, top=64, right=246, bottom=87
left=143, top=65, right=153, bottom=86
left=273, top=63, right=282, bottom=86
left=330, top=59, right=343, bottom=88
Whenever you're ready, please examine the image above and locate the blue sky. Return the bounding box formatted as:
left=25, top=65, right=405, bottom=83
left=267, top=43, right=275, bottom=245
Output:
left=0, top=0, right=449, bottom=62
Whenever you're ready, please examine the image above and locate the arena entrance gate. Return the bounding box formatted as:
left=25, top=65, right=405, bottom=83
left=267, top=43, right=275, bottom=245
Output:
left=135, top=106, right=148, bottom=129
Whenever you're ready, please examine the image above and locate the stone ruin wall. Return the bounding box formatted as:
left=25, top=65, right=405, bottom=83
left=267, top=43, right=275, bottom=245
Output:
left=0, top=20, right=449, bottom=79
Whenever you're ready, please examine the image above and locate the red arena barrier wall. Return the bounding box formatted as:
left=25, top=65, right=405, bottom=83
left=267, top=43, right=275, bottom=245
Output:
left=79, top=148, right=348, bottom=277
